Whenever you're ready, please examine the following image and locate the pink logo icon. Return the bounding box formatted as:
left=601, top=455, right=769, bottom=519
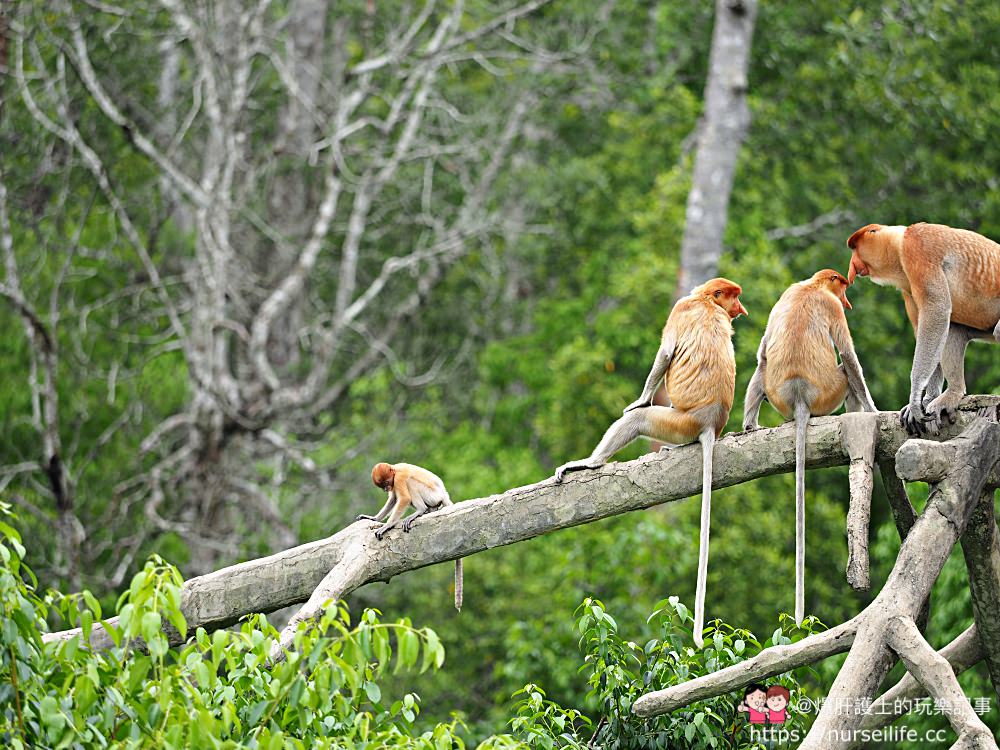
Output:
left=737, top=683, right=790, bottom=724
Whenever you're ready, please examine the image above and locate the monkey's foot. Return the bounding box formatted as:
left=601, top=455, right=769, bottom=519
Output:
left=925, top=394, right=961, bottom=429
left=900, top=403, right=939, bottom=436
left=356, top=514, right=378, bottom=522
left=623, top=398, right=652, bottom=414
left=554, top=461, right=598, bottom=484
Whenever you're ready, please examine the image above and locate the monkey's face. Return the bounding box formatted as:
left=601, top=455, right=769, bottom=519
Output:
left=846, top=224, right=886, bottom=283
left=371, top=463, right=395, bottom=491
left=698, top=278, right=749, bottom=319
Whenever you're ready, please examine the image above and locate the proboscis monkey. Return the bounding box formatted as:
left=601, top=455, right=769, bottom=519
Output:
left=742, top=270, right=876, bottom=626
left=847, top=222, right=1000, bottom=435
left=360, top=462, right=463, bottom=610
left=554, top=277, right=748, bottom=648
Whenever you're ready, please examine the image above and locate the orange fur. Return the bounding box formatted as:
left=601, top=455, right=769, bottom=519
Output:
left=762, top=270, right=855, bottom=419
left=847, top=222, right=1000, bottom=330
left=659, top=278, right=745, bottom=439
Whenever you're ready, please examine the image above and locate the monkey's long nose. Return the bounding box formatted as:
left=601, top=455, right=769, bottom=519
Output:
left=847, top=255, right=869, bottom=284
left=735, top=299, right=749, bottom=318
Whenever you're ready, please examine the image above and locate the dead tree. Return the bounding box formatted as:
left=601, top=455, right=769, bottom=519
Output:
left=673, top=0, right=759, bottom=298
left=45, top=397, right=1000, bottom=746
left=5, top=0, right=566, bottom=578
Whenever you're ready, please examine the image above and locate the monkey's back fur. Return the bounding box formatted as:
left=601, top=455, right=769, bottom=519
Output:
left=763, top=281, right=849, bottom=419
left=663, top=294, right=736, bottom=437
left=904, top=223, right=1000, bottom=331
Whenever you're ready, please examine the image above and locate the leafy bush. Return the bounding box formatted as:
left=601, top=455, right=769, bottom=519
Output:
left=0, top=507, right=465, bottom=749
left=0, top=508, right=813, bottom=749
left=509, top=597, right=811, bottom=749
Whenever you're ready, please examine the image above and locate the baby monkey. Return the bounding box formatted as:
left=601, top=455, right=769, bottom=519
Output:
left=360, top=462, right=463, bottom=610
left=742, top=269, right=876, bottom=626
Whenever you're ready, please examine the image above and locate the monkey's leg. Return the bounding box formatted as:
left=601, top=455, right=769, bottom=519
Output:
left=903, top=290, right=942, bottom=404
left=402, top=509, right=429, bottom=532
left=357, top=495, right=395, bottom=522
left=742, top=336, right=769, bottom=430
left=693, top=428, right=716, bottom=649
left=554, top=410, right=651, bottom=483
left=624, top=339, right=675, bottom=414
left=926, top=324, right=974, bottom=429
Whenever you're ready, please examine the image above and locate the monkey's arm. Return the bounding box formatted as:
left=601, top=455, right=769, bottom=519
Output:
left=902, top=290, right=943, bottom=403
left=623, top=332, right=676, bottom=413
left=742, top=334, right=769, bottom=430
left=357, top=492, right=396, bottom=522
left=901, top=272, right=952, bottom=434
left=374, top=484, right=412, bottom=539
left=831, top=324, right=876, bottom=413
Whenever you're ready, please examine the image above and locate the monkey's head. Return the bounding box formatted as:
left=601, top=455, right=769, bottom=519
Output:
left=810, top=269, right=853, bottom=310
left=372, top=462, right=395, bottom=491
left=846, top=223, right=905, bottom=285
left=695, top=277, right=749, bottom=320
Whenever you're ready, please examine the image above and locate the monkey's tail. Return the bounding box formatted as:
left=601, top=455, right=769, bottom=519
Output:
left=454, top=559, right=464, bottom=612
left=794, top=399, right=810, bottom=628
left=693, top=429, right=715, bottom=649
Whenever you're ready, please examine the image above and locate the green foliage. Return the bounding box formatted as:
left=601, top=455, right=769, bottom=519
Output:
left=0, top=509, right=468, bottom=749
left=571, top=597, right=809, bottom=749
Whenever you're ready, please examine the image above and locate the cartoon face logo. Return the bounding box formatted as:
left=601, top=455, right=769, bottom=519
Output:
left=738, top=683, right=791, bottom=725
left=737, top=684, right=769, bottom=723
left=765, top=685, right=791, bottom=724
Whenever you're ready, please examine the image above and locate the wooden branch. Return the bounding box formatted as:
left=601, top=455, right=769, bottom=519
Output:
left=632, top=618, right=859, bottom=717
left=633, top=416, right=1000, bottom=750
left=45, top=410, right=862, bottom=647
left=44, top=402, right=998, bottom=659
left=841, top=413, right=878, bottom=591
left=878, top=457, right=916, bottom=539
left=960, top=489, right=1000, bottom=700
left=858, top=625, right=984, bottom=737
left=886, top=616, right=995, bottom=748
left=798, top=420, right=1000, bottom=750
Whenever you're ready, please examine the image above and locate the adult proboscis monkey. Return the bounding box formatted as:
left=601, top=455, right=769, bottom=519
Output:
left=554, top=277, right=748, bottom=647
left=743, top=270, right=877, bottom=626
left=847, top=222, right=1000, bottom=434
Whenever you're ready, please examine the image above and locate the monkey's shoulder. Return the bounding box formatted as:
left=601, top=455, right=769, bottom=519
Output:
left=665, top=297, right=732, bottom=336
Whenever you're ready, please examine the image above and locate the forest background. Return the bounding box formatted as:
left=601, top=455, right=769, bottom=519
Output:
left=3, top=0, right=1000, bottom=746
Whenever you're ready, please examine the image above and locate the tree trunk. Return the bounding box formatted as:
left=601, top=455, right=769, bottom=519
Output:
left=673, top=0, right=758, bottom=299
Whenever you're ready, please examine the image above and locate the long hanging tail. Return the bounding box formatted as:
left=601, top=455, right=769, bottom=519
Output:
left=693, top=430, right=715, bottom=648
left=794, top=399, right=810, bottom=627
left=454, top=559, right=464, bottom=611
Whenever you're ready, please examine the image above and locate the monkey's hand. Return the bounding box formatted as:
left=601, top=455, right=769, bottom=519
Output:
left=742, top=419, right=761, bottom=432
left=356, top=514, right=378, bottom=522
left=623, top=397, right=653, bottom=414
left=900, top=400, right=939, bottom=436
